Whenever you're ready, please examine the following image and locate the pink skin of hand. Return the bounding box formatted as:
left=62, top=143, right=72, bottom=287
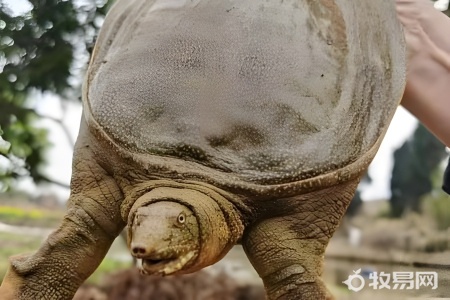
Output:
left=396, top=0, right=450, bottom=147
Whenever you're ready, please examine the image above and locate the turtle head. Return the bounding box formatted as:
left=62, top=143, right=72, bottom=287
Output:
left=130, top=201, right=199, bottom=276
left=126, top=186, right=243, bottom=276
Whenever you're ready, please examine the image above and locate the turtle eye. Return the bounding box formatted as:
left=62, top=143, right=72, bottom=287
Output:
left=177, top=213, right=186, bottom=224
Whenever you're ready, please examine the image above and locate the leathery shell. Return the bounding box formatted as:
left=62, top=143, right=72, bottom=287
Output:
left=84, top=0, right=405, bottom=186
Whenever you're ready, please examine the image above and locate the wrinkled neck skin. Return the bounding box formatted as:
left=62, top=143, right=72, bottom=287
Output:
left=122, top=181, right=244, bottom=275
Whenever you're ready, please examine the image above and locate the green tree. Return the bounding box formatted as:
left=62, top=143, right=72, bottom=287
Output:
left=0, top=0, right=112, bottom=189
left=390, top=124, right=447, bottom=217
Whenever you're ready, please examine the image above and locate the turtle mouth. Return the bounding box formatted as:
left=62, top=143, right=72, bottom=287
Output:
left=140, top=257, right=176, bottom=274
left=138, top=251, right=197, bottom=276
left=143, top=258, right=172, bottom=266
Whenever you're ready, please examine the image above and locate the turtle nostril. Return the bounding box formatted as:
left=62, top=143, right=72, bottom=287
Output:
left=132, top=246, right=146, bottom=256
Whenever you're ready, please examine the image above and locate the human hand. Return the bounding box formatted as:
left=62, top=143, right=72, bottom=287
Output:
left=395, top=0, right=450, bottom=147
left=396, top=0, right=450, bottom=67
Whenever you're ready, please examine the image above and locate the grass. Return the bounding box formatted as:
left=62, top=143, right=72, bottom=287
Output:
left=0, top=206, right=132, bottom=285
left=0, top=231, right=44, bottom=279
left=0, top=205, right=64, bottom=227
left=0, top=230, right=131, bottom=284
left=88, top=257, right=131, bottom=284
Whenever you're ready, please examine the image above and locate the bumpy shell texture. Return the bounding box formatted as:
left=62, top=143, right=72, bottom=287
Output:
left=84, top=0, right=405, bottom=185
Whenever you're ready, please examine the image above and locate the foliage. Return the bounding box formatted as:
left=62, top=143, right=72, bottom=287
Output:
left=0, top=125, right=18, bottom=191
left=389, top=124, right=447, bottom=217
left=0, top=0, right=112, bottom=189
left=0, top=0, right=76, bottom=185
left=0, top=205, right=63, bottom=227
left=423, top=191, right=450, bottom=230
left=0, top=126, right=10, bottom=154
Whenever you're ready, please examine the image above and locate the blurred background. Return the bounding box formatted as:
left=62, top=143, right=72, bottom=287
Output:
left=0, top=0, right=449, bottom=299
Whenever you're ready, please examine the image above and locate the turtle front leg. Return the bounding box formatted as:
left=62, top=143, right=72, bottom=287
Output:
left=242, top=179, right=359, bottom=300
left=0, top=121, right=125, bottom=299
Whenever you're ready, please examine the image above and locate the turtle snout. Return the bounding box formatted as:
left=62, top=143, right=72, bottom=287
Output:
left=130, top=242, right=168, bottom=260
left=131, top=243, right=152, bottom=258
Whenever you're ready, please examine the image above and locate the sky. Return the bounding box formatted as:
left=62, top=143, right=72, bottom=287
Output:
left=3, top=0, right=32, bottom=16
left=4, top=0, right=448, bottom=202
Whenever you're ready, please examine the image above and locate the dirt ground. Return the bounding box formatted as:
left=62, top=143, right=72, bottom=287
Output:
left=73, top=265, right=265, bottom=300
left=73, top=243, right=450, bottom=300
